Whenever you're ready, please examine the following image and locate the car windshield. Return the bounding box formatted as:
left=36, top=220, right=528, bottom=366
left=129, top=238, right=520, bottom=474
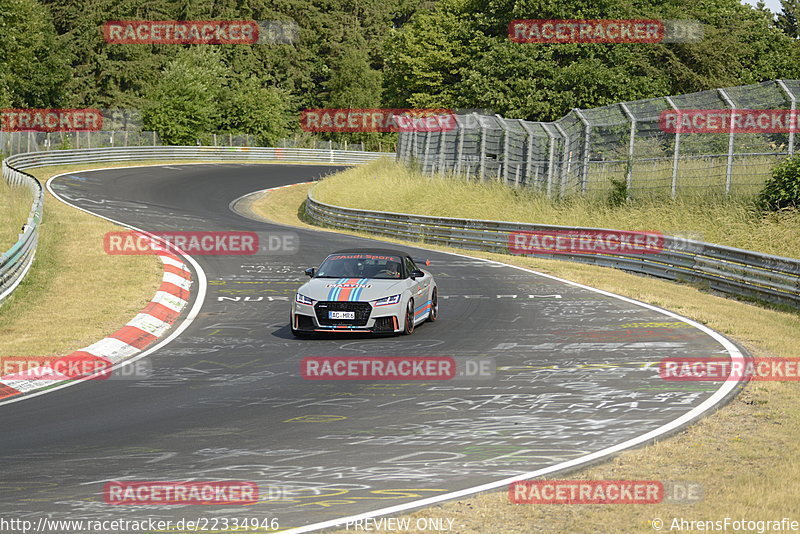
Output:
left=316, top=254, right=403, bottom=279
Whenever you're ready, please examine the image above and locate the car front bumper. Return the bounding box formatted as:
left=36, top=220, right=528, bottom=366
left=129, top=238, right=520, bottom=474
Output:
left=292, top=300, right=403, bottom=333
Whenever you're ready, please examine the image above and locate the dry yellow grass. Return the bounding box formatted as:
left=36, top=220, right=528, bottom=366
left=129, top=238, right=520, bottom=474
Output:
left=0, top=180, right=33, bottom=252
left=248, top=181, right=800, bottom=533
left=0, top=165, right=162, bottom=362
left=314, top=159, right=800, bottom=259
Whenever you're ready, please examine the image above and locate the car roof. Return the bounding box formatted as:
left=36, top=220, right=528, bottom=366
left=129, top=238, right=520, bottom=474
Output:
left=327, top=248, right=410, bottom=258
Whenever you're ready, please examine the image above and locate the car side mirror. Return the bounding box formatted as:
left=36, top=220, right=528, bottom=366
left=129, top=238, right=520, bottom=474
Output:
left=304, top=268, right=315, bottom=277
left=410, top=269, right=425, bottom=280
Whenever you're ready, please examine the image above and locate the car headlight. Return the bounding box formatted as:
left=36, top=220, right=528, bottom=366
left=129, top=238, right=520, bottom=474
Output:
left=372, top=294, right=401, bottom=306
left=296, top=293, right=315, bottom=305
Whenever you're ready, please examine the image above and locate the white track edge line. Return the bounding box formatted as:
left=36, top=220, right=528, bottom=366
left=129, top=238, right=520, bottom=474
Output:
left=244, top=185, right=747, bottom=534
left=0, top=168, right=208, bottom=407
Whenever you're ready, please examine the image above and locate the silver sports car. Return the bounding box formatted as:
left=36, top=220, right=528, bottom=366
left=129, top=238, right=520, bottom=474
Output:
left=291, top=248, right=438, bottom=336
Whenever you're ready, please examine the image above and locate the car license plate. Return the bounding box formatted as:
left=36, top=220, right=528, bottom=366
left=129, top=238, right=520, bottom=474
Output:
left=329, top=311, right=355, bottom=320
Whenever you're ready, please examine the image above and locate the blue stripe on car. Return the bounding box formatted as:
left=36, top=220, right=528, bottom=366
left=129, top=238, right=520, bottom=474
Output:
left=351, top=278, right=368, bottom=301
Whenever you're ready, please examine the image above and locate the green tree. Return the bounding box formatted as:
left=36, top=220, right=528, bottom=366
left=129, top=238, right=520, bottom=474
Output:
left=0, top=0, right=70, bottom=107
left=777, top=0, right=800, bottom=38
left=322, top=30, right=385, bottom=146
left=218, top=77, right=293, bottom=145
left=324, top=32, right=383, bottom=109
left=39, top=0, right=426, bottom=114
left=142, top=47, right=226, bottom=145
left=384, top=0, right=800, bottom=121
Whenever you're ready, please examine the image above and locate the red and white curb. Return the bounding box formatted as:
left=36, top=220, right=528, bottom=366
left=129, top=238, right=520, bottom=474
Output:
left=0, top=250, right=192, bottom=400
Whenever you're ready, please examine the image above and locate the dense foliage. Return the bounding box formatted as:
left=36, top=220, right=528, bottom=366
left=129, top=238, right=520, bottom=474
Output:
left=759, top=155, right=800, bottom=210
left=1, top=0, right=800, bottom=141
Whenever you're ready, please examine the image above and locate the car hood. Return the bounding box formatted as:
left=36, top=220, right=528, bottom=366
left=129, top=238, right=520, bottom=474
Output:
left=298, top=277, right=406, bottom=303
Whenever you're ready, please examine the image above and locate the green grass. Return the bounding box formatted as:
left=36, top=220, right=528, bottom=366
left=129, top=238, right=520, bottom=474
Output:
left=582, top=154, right=779, bottom=198
left=0, top=180, right=34, bottom=252
left=314, top=158, right=800, bottom=259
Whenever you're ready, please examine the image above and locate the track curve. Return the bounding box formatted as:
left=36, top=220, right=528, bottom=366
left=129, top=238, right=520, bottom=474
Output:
left=0, top=164, right=745, bottom=533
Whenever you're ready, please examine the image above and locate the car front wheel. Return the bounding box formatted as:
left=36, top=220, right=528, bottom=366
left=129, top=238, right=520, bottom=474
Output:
left=427, top=288, right=438, bottom=322
left=402, top=299, right=415, bottom=335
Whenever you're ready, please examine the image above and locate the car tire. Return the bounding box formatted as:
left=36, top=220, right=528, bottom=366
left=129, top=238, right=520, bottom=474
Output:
left=402, top=298, right=415, bottom=335
left=426, top=288, right=438, bottom=322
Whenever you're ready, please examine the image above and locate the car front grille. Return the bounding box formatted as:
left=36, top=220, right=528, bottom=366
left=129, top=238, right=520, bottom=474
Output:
left=314, top=301, right=372, bottom=326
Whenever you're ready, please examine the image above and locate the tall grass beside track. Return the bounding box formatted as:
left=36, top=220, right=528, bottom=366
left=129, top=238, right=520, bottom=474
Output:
left=0, top=180, right=34, bottom=252
left=250, top=170, right=800, bottom=533
left=314, top=159, right=800, bottom=258
left=585, top=155, right=778, bottom=199
left=0, top=164, right=162, bottom=364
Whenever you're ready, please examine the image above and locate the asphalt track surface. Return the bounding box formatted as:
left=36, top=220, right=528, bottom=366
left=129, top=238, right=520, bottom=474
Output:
left=0, top=164, right=745, bottom=533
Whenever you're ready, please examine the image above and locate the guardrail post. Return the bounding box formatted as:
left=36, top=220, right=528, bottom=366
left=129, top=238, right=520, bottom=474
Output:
left=553, top=123, right=569, bottom=199
left=718, top=88, right=736, bottom=195
left=423, top=130, right=432, bottom=173
left=777, top=79, right=796, bottom=156
left=574, top=109, right=590, bottom=194
left=666, top=96, right=680, bottom=199
left=455, top=116, right=465, bottom=176
left=479, top=119, right=487, bottom=182
left=544, top=124, right=557, bottom=198
left=438, top=126, right=447, bottom=176
left=497, top=115, right=510, bottom=184
left=519, top=120, right=535, bottom=188
left=619, top=102, right=636, bottom=198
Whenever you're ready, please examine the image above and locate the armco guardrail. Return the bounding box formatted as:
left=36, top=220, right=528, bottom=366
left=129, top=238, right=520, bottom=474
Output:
left=5, top=146, right=387, bottom=169
left=0, top=145, right=389, bottom=304
left=0, top=160, right=43, bottom=305
left=305, top=190, right=800, bottom=309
